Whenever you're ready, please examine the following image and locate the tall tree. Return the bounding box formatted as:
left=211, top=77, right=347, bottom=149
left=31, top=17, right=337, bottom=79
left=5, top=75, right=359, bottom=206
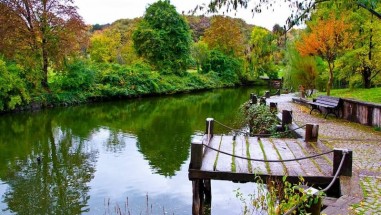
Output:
left=202, top=16, right=245, bottom=57
left=248, top=26, right=277, bottom=79
left=0, top=0, right=87, bottom=90
left=337, top=6, right=381, bottom=88
left=132, top=0, right=192, bottom=75
left=296, top=14, right=353, bottom=95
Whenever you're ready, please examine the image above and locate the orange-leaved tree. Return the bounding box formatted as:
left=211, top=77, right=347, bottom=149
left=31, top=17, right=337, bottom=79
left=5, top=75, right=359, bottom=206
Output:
left=296, top=14, right=353, bottom=95
left=0, top=0, right=87, bottom=91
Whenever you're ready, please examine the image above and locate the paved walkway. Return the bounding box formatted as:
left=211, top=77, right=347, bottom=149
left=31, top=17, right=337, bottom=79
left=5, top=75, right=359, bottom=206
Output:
left=268, top=93, right=381, bottom=215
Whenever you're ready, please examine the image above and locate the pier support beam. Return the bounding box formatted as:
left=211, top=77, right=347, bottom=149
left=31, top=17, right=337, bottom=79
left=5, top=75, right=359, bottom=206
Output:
left=305, top=124, right=319, bottom=142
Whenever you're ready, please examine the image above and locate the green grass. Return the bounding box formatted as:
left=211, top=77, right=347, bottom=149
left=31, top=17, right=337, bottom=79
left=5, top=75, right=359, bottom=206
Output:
left=322, top=87, right=381, bottom=104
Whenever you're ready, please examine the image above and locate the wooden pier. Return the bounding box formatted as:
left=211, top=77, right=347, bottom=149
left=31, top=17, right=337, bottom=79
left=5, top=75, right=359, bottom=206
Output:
left=188, top=118, right=352, bottom=215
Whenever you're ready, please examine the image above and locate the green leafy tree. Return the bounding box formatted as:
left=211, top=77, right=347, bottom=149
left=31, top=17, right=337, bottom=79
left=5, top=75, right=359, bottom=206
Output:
left=285, top=43, right=321, bottom=91
left=336, top=5, right=381, bottom=88
left=0, top=57, right=30, bottom=111
left=89, top=28, right=122, bottom=63
left=132, top=0, right=192, bottom=75
left=248, top=26, right=277, bottom=79
left=191, top=41, right=210, bottom=73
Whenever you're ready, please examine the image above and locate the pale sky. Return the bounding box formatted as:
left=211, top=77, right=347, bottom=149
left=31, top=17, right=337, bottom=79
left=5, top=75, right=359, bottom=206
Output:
left=74, top=0, right=294, bottom=30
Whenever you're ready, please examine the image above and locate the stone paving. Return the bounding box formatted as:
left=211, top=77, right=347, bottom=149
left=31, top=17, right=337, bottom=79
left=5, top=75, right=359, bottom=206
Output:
left=269, top=94, right=381, bottom=215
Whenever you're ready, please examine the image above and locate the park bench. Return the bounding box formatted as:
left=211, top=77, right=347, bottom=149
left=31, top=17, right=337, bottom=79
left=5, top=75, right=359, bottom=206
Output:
left=308, top=96, right=342, bottom=118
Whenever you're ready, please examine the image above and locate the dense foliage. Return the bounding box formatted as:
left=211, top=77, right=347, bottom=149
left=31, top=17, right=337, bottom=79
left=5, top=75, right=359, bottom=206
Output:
left=0, top=0, right=87, bottom=90
left=240, top=102, right=278, bottom=135
left=132, top=0, right=192, bottom=75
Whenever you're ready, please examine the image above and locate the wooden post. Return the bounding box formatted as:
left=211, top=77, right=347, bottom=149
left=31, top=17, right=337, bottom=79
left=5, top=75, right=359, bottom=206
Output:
left=305, top=124, right=319, bottom=142
left=205, top=118, right=214, bottom=141
left=191, top=140, right=203, bottom=170
left=333, top=148, right=353, bottom=177
left=282, top=110, right=293, bottom=127
left=265, top=91, right=270, bottom=98
left=260, top=97, right=266, bottom=105
left=191, top=139, right=204, bottom=215
left=304, top=187, right=322, bottom=215
left=192, top=180, right=203, bottom=215
left=270, top=102, right=278, bottom=113
left=250, top=94, right=257, bottom=105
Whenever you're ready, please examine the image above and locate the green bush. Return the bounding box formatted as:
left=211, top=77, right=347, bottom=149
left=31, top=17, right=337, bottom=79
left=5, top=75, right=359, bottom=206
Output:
left=208, top=50, right=242, bottom=84
left=240, top=102, right=278, bottom=135
left=52, top=59, right=95, bottom=92
left=0, top=57, right=30, bottom=110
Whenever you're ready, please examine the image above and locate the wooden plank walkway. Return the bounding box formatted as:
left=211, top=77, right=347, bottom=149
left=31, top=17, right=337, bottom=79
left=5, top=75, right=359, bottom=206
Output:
left=189, top=135, right=336, bottom=185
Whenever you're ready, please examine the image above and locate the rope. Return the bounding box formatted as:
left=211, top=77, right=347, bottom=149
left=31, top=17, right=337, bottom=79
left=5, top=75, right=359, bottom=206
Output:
left=202, top=143, right=334, bottom=163
left=283, top=151, right=348, bottom=215
left=214, top=119, right=307, bottom=137
left=321, top=150, right=347, bottom=192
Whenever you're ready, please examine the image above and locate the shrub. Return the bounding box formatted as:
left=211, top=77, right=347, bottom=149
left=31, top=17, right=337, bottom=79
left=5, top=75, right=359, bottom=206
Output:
left=52, top=59, right=95, bottom=92
left=240, top=102, right=278, bottom=135
left=0, top=57, right=30, bottom=110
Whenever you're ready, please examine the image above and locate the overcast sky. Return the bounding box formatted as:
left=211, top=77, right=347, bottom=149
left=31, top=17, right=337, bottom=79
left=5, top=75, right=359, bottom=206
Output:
left=74, top=0, right=293, bottom=30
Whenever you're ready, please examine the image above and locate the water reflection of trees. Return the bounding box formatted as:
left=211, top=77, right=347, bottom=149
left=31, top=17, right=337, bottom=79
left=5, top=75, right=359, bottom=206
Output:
left=0, top=115, right=96, bottom=214
left=0, top=87, right=265, bottom=213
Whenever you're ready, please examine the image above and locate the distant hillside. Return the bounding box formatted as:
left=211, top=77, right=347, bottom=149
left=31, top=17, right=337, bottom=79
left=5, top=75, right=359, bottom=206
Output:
left=90, top=15, right=255, bottom=42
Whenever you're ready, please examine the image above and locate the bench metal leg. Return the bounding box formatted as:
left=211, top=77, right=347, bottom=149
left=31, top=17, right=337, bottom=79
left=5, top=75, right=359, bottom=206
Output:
left=310, top=106, right=321, bottom=115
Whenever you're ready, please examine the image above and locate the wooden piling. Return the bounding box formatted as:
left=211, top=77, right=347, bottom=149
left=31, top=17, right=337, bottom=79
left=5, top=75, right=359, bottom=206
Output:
left=205, top=118, right=214, bottom=141
left=333, top=149, right=353, bottom=177
left=250, top=94, right=257, bottom=105
left=265, top=91, right=270, bottom=98
left=282, top=110, right=293, bottom=127
left=192, top=180, right=203, bottom=215
left=191, top=140, right=203, bottom=170
left=270, top=102, right=278, bottom=113
left=305, top=124, right=319, bottom=142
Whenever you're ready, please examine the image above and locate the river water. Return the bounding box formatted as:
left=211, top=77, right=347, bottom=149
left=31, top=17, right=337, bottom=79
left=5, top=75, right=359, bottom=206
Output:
left=0, top=87, right=267, bottom=215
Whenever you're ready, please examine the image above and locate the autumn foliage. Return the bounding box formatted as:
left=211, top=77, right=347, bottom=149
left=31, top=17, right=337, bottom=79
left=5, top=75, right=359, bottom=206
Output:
left=0, top=0, right=87, bottom=90
left=296, top=14, right=353, bottom=95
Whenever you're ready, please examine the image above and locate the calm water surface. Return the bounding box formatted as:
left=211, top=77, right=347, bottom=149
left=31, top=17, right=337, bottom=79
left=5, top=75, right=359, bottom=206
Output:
left=0, top=87, right=267, bottom=215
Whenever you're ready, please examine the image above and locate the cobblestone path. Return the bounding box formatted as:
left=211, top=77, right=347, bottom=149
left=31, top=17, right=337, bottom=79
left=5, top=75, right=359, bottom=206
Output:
left=269, top=94, right=381, bottom=214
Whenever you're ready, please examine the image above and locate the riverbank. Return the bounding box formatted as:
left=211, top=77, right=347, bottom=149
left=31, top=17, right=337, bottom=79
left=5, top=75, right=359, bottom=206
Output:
left=1, top=65, right=268, bottom=114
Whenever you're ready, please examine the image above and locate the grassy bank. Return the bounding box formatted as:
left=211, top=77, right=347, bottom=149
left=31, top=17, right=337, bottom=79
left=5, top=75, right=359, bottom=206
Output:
left=323, top=88, right=381, bottom=104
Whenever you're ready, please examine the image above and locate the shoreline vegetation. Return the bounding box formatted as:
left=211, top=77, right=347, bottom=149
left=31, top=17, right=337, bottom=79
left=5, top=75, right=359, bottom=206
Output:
left=0, top=58, right=267, bottom=114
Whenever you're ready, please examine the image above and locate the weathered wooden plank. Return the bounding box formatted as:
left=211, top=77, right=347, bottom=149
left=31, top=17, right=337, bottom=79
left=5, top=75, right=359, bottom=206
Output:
left=295, top=139, right=332, bottom=176
left=282, top=139, right=323, bottom=176
left=247, top=137, right=268, bottom=175
left=189, top=169, right=336, bottom=185
left=260, top=138, right=285, bottom=175
left=201, top=135, right=222, bottom=171
left=271, top=138, right=306, bottom=176
left=234, top=135, right=249, bottom=173
left=215, top=136, right=235, bottom=172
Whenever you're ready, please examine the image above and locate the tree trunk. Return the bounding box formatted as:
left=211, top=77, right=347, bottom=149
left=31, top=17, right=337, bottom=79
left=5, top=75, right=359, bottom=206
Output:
left=41, top=38, right=50, bottom=91
left=363, top=66, right=372, bottom=88
left=326, top=62, right=334, bottom=96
